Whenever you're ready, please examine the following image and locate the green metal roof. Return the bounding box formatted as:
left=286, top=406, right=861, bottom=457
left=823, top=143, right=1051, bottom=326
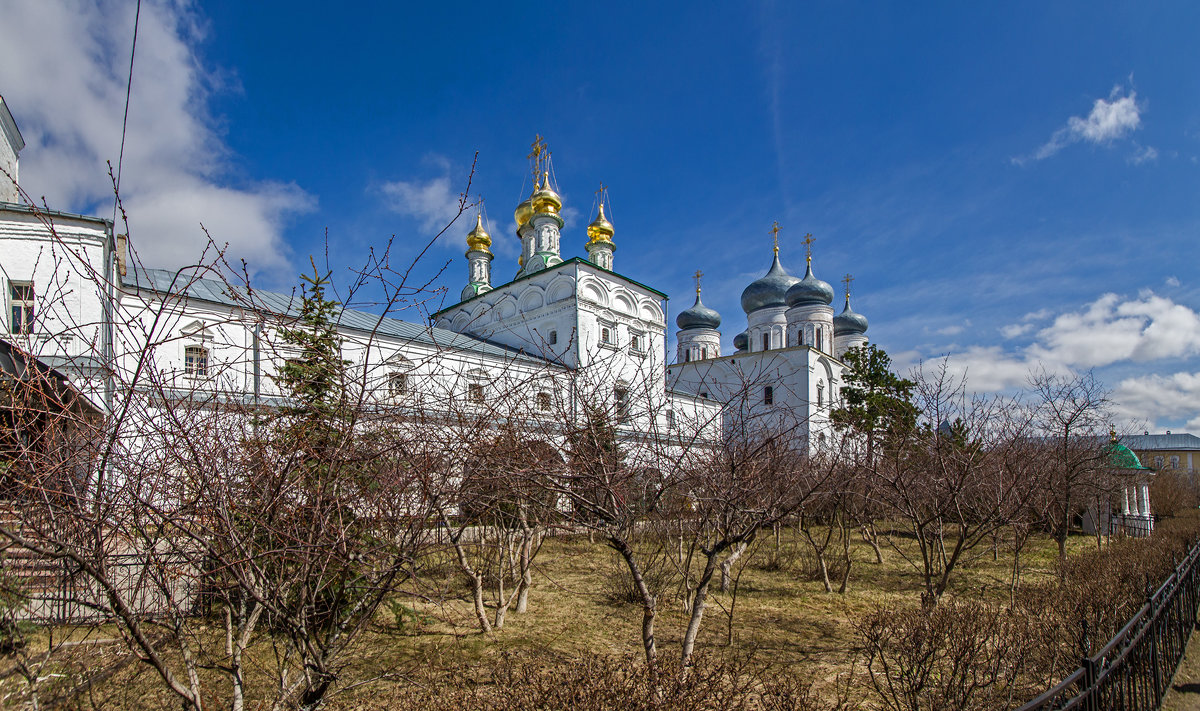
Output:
left=1107, top=441, right=1150, bottom=470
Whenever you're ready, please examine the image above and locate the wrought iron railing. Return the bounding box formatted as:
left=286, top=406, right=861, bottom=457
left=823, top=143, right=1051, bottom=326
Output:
left=1018, top=536, right=1200, bottom=710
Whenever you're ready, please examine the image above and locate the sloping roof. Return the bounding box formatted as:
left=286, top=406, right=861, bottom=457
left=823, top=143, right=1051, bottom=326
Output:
left=123, top=267, right=555, bottom=366
left=1121, top=433, right=1200, bottom=451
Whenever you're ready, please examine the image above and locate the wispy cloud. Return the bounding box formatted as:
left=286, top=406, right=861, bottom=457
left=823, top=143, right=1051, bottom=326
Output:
left=919, top=291, right=1200, bottom=394
left=0, top=0, right=312, bottom=275
left=1016, top=85, right=1147, bottom=164
left=379, top=161, right=530, bottom=259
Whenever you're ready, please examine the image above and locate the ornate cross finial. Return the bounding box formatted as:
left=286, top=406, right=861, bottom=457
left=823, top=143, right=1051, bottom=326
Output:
left=528, top=134, right=548, bottom=184
left=770, top=221, right=781, bottom=254
left=694, top=269, right=704, bottom=295
left=595, top=183, right=608, bottom=212
left=842, top=273, right=854, bottom=298
left=802, top=233, right=815, bottom=262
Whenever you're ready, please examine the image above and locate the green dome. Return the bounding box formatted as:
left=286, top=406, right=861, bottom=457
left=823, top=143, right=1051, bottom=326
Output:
left=1107, top=441, right=1149, bottom=470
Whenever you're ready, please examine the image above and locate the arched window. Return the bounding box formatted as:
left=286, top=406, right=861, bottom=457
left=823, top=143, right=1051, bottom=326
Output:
left=816, top=327, right=823, bottom=352
left=763, top=385, right=774, bottom=405
left=701, top=347, right=707, bottom=359
left=817, top=381, right=824, bottom=406
left=684, top=350, right=691, bottom=363
left=762, top=332, right=770, bottom=351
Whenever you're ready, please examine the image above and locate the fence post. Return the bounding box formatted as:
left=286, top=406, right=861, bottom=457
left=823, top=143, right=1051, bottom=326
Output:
left=1149, top=580, right=1163, bottom=707
left=1078, top=618, right=1096, bottom=711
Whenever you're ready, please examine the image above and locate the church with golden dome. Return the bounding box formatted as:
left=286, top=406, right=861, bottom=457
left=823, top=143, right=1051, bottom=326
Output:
left=434, top=138, right=872, bottom=449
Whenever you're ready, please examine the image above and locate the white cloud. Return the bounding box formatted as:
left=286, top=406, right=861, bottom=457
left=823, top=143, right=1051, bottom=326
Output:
left=920, top=291, right=1200, bottom=393
left=1129, top=144, right=1158, bottom=165
left=1112, top=372, right=1200, bottom=431
left=1020, top=86, right=1143, bottom=163
left=1166, top=276, right=1181, bottom=288
left=379, top=167, right=529, bottom=259
left=380, top=176, right=465, bottom=234
left=0, top=0, right=311, bottom=275
left=1001, top=323, right=1034, bottom=339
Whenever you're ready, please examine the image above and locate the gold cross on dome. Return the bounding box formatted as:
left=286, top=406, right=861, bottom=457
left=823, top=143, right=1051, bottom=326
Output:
left=843, top=273, right=854, bottom=297
left=802, top=233, right=815, bottom=261
left=528, top=135, right=548, bottom=183
left=694, top=269, right=704, bottom=294
left=770, top=222, right=781, bottom=253
left=595, top=183, right=608, bottom=209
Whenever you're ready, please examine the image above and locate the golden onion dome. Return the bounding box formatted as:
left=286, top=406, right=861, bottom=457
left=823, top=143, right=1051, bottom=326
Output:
left=514, top=195, right=534, bottom=227
left=586, top=203, right=615, bottom=246
left=465, top=213, right=492, bottom=253
left=531, top=171, right=562, bottom=214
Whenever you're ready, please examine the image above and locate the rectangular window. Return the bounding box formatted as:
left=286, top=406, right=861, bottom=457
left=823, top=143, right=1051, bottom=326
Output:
left=549, top=330, right=557, bottom=345
left=763, top=385, right=774, bottom=405
left=1170, top=455, right=1180, bottom=469
left=761, top=332, right=769, bottom=351
left=601, top=326, right=613, bottom=345
left=614, top=386, right=629, bottom=422
left=537, top=391, right=552, bottom=411
left=666, top=409, right=675, bottom=429
left=388, top=372, right=408, bottom=396
left=468, top=382, right=485, bottom=403
left=684, top=351, right=691, bottom=363
left=184, top=345, right=209, bottom=377
left=9, top=282, right=34, bottom=334
left=1155, top=455, right=1165, bottom=468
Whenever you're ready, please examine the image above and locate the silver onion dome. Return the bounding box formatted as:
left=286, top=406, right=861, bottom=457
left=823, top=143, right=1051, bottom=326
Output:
left=733, top=330, right=748, bottom=351
left=740, top=252, right=800, bottom=314
left=833, top=294, right=868, bottom=335
left=786, top=261, right=835, bottom=308
left=676, top=291, right=722, bottom=330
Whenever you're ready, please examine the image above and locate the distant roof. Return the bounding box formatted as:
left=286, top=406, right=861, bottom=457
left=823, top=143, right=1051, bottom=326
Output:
left=1121, top=433, right=1200, bottom=451
left=124, top=267, right=555, bottom=366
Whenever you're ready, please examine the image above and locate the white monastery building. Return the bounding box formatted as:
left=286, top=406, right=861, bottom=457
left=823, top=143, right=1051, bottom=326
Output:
left=0, top=96, right=862, bottom=458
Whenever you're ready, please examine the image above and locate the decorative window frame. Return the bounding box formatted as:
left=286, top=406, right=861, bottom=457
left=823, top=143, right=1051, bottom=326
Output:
left=629, top=329, right=647, bottom=356
left=180, top=321, right=214, bottom=380
left=598, top=319, right=618, bottom=349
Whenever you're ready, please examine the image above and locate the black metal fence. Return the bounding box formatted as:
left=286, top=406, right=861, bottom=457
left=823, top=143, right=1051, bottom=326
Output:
left=1017, top=537, right=1200, bottom=710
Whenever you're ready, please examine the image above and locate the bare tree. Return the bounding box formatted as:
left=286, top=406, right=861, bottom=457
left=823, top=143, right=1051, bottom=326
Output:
left=1028, top=369, right=1112, bottom=567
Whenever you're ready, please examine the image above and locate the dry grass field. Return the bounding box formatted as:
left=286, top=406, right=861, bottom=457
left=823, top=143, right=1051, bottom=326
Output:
left=0, top=525, right=1108, bottom=709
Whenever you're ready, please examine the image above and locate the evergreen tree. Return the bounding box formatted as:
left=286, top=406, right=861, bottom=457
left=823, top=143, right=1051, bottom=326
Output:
left=831, top=344, right=917, bottom=465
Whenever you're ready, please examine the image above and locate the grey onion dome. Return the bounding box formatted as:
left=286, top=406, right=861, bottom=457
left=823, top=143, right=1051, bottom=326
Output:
left=833, top=294, right=868, bottom=336
left=733, top=330, right=749, bottom=351
left=740, top=253, right=801, bottom=314
left=786, top=261, right=835, bottom=308
left=676, top=291, right=722, bottom=330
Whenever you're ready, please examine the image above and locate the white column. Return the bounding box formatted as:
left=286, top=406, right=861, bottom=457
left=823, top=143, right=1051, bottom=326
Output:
left=1122, top=487, right=1131, bottom=515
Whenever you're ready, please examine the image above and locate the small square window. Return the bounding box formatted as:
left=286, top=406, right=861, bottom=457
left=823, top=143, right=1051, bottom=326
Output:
left=388, top=372, right=408, bottom=396
left=468, top=383, right=485, bottom=403
left=184, top=345, right=209, bottom=377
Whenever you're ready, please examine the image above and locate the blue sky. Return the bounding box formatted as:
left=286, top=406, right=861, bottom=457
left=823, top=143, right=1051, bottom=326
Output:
left=2, top=1, right=1199, bottom=430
